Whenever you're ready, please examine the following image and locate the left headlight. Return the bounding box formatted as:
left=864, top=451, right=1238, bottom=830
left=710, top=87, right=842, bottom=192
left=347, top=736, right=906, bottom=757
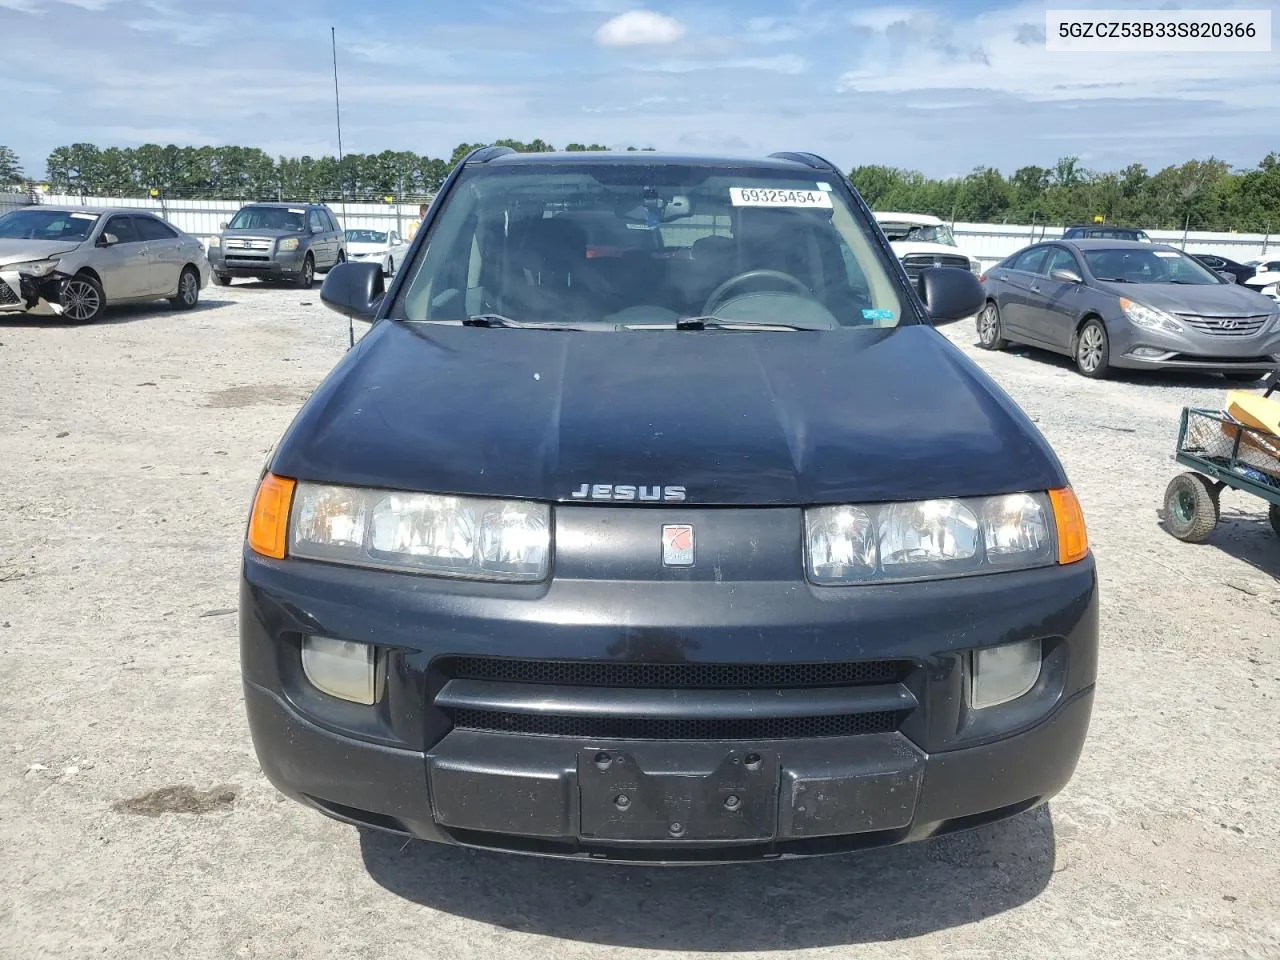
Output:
left=289, top=482, right=551, bottom=582
left=806, top=491, right=1079, bottom=585
left=11, top=259, right=60, bottom=278
left=277, top=237, right=300, bottom=252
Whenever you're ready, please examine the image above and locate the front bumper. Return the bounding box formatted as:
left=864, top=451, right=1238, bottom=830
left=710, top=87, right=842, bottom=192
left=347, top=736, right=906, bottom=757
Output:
left=0, top=269, right=67, bottom=316
left=209, top=250, right=304, bottom=279
left=241, top=553, right=1099, bottom=863
left=1108, top=322, right=1280, bottom=372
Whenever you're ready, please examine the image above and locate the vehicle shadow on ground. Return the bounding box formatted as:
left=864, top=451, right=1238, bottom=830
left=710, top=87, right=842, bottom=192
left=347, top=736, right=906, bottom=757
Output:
left=359, top=807, right=1056, bottom=950
left=1, top=298, right=231, bottom=328
left=977, top=339, right=1259, bottom=391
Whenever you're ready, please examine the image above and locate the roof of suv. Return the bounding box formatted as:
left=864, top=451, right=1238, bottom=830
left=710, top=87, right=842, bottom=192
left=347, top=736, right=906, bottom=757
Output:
left=240, top=201, right=329, bottom=208
left=480, top=150, right=836, bottom=172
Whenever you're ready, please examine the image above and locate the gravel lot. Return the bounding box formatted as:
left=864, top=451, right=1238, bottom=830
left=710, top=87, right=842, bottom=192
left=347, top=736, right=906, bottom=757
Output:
left=2, top=282, right=1278, bottom=960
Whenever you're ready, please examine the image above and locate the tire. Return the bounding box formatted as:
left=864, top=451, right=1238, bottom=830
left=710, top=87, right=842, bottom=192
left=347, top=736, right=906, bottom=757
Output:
left=213, top=274, right=232, bottom=286
left=384, top=257, right=394, bottom=277
left=60, top=273, right=105, bottom=323
left=1075, top=318, right=1111, bottom=379
left=336, top=250, right=346, bottom=266
left=1221, top=372, right=1260, bottom=383
left=170, top=267, right=200, bottom=310
left=1270, top=503, right=1280, bottom=538
left=1163, top=472, right=1219, bottom=543
left=977, top=300, right=1007, bottom=350
left=297, top=255, right=315, bottom=289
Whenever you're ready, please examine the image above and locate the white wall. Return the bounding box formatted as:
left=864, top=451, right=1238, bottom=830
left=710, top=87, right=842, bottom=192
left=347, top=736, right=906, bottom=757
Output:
left=1, top=192, right=28, bottom=215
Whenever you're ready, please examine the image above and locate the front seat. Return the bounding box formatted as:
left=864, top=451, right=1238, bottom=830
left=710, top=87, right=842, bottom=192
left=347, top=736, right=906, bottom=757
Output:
left=505, top=217, right=591, bottom=320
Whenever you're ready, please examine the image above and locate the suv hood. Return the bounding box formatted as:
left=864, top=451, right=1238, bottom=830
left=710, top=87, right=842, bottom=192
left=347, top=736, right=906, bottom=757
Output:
left=1101, top=281, right=1280, bottom=316
left=0, top=238, right=84, bottom=266
left=220, top=228, right=305, bottom=240
left=273, top=322, right=1066, bottom=506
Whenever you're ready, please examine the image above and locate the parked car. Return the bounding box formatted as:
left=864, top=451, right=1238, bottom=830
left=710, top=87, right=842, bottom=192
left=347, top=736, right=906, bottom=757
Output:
left=1189, top=252, right=1255, bottom=284
left=978, top=240, right=1280, bottom=379
left=344, top=228, right=410, bottom=276
left=0, top=206, right=209, bottom=323
left=873, top=212, right=982, bottom=282
left=208, top=202, right=345, bottom=288
left=1243, top=258, right=1280, bottom=295
left=239, top=146, right=1098, bottom=864
left=1062, top=225, right=1152, bottom=243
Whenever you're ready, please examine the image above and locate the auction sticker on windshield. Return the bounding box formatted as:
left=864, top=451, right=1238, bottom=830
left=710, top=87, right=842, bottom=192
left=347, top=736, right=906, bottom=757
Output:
left=730, top=187, right=833, bottom=208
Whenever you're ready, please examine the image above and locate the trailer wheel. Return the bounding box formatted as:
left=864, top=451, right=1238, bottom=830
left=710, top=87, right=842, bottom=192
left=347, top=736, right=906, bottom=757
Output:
left=1164, top=472, right=1219, bottom=543
left=1269, top=503, right=1280, bottom=539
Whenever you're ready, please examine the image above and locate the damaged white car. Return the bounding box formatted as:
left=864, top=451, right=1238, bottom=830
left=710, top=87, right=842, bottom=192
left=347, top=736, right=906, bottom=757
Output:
left=873, top=212, right=982, bottom=284
left=0, top=206, right=211, bottom=323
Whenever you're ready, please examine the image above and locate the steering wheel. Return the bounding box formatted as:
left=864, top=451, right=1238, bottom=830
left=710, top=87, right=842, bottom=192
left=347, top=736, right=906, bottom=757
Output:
left=702, top=269, right=811, bottom=316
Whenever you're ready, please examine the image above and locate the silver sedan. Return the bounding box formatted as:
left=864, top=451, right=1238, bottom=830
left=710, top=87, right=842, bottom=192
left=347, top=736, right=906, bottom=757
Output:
left=0, top=206, right=211, bottom=323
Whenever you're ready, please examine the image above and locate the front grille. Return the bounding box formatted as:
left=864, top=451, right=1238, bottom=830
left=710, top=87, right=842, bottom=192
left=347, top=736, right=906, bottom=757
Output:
left=1176, top=314, right=1270, bottom=337
left=447, top=708, right=901, bottom=741
left=445, top=657, right=902, bottom=688
left=902, top=253, right=971, bottom=272
left=0, top=281, right=19, bottom=305
left=224, top=238, right=273, bottom=250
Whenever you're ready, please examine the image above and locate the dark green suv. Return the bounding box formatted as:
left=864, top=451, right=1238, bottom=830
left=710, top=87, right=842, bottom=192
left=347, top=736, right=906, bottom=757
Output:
left=209, top=202, right=346, bottom=288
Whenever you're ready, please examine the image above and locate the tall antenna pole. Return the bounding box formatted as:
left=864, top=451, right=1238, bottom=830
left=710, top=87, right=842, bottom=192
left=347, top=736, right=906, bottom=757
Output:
left=331, top=27, right=347, bottom=224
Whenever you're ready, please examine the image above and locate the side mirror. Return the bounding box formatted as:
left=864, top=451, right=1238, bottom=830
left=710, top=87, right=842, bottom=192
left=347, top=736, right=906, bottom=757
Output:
left=97, top=232, right=119, bottom=247
left=918, top=266, right=984, bottom=323
left=219, top=221, right=228, bottom=230
left=1050, top=267, right=1083, bottom=284
left=320, top=262, right=385, bottom=322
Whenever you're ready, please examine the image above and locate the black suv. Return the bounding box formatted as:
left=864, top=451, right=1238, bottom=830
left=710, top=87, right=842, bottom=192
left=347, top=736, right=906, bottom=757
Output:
left=209, top=202, right=345, bottom=288
left=1062, top=224, right=1151, bottom=243
left=239, top=147, right=1098, bottom=863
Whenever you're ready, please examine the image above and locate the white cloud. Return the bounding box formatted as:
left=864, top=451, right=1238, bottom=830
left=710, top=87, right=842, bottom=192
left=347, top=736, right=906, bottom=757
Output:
left=594, top=9, right=685, bottom=47
left=836, top=0, right=1280, bottom=107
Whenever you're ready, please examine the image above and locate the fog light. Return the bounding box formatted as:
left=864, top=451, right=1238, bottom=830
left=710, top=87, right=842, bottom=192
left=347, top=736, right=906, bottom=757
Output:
left=301, top=636, right=376, bottom=704
left=1129, top=346, right=1167, bottom=359
left=970, top=638, right=1041, bottom=709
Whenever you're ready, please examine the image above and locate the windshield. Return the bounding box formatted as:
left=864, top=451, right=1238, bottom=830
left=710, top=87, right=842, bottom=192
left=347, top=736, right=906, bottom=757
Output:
left=228, top=206, right=306, bottom=232
left=0, top=209, right=98, bottom=241
left=346, top=229, right=388, bottom=244
left=878, top=221, right=956, bottom=247
left=394, top=164, right=906, bottom=329
left=1084, top=247, right=1224, bottom=285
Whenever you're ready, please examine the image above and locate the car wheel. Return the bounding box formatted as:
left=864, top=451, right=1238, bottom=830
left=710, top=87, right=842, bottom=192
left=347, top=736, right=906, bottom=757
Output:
left=170, top=267, right=200, bottom=310
left=1163, top=472, right=1219, bottom=543
left=336, top=250, right=346, bottom=267
left=1270, top=503, right=1280, bottom=539
left=213, top=274, right=232, bottom=287
left=384, top=257, right=394, bottom=277
left=61, top=273, right=105, bottom=323
left=1075, top=318, right=1110, bottom=378
left=297, top=255, right=315, bottom=289
left=977, top=300, right=1007, bottom=350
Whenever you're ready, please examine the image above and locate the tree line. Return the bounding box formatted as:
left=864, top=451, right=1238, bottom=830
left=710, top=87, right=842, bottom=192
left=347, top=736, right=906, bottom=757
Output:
left=849, top=154, right=1280, bottom=233
left=5, top=139, right=1279, bottom=232
left=17, top=139, right=644, bottom=201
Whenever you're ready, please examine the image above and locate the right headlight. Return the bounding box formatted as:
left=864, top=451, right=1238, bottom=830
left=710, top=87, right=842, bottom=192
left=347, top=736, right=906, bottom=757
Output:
left=1120, top=297, right=1182, bottom=333
left=288, top=482, right=550, bottom=582
left=805, top=490, right=1085, bottom=585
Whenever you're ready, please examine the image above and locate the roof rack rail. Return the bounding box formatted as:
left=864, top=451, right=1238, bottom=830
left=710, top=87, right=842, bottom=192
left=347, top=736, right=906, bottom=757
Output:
left=466, top=145, right=517, bottom=164
left=768, top=151, right=838, bottom=172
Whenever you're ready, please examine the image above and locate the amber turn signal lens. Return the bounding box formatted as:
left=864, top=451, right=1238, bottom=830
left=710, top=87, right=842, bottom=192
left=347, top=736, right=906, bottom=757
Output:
left=1048, top=487, right=1088, bottom=564
left=247, top=472, right=296, bottom=560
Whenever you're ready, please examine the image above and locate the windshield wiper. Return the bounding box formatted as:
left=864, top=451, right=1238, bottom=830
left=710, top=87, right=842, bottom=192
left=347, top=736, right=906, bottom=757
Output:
left=672, top=316, right=813, bottom=331
left=1094, top=277, right=1133, bottom=283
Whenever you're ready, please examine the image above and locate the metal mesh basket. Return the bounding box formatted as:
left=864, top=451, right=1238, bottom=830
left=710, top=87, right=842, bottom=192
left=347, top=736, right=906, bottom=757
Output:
left=1180, top=409, right=1280, bottom=485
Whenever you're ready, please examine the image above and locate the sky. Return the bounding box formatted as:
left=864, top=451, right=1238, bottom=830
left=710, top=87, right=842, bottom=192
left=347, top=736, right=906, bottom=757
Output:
left=2, top=0, right=1278, bottom=180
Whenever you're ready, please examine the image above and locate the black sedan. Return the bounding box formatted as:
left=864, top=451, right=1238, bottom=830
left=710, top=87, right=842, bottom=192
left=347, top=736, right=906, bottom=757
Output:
left=978, top=240, right=1280, bottom=379
left=1190, top=252, right=1256, bottom=285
